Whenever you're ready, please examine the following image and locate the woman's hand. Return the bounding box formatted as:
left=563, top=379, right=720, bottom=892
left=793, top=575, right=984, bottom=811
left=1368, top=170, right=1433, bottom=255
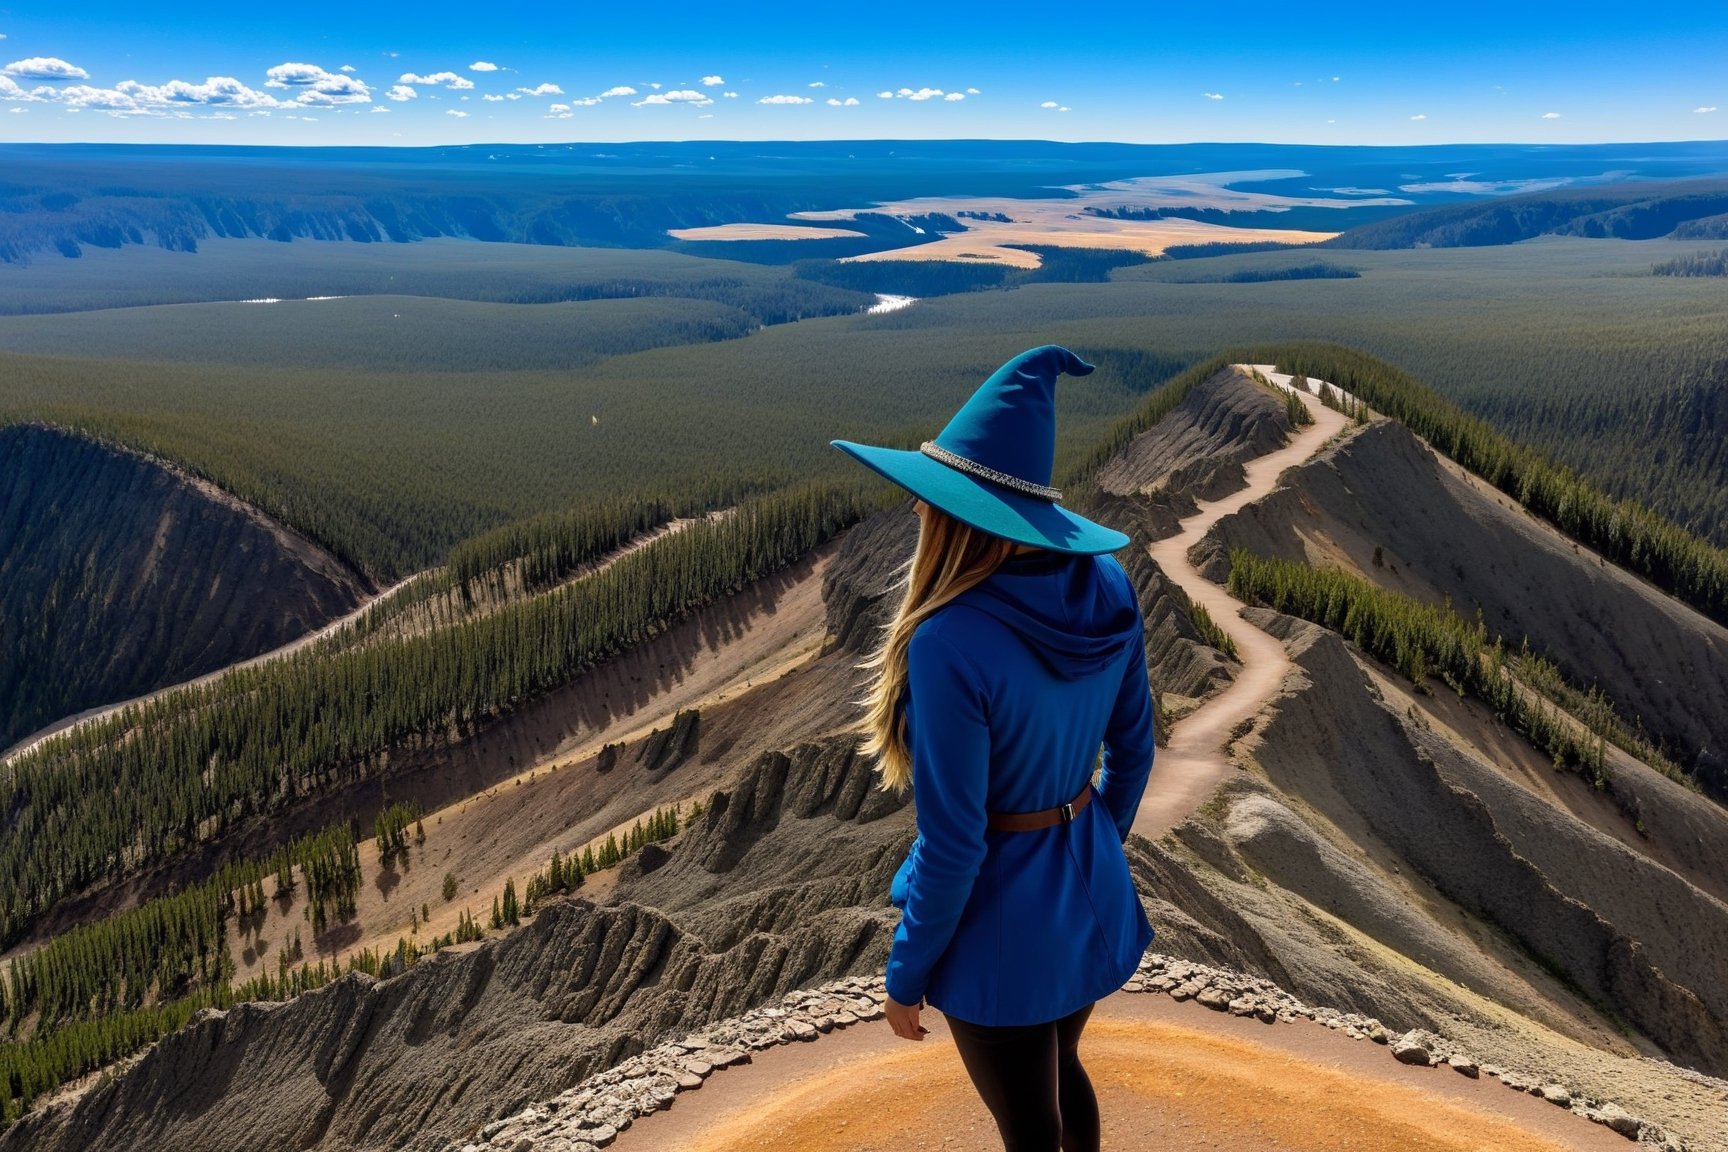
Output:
left=886, top=994, right=929, bottom=1041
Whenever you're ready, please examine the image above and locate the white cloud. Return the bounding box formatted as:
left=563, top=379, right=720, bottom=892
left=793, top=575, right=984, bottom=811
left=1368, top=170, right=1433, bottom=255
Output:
left=516, top=82, right=562, bottom=96
left=759, top=94, right=813, bottom=105
left=547, top=103, right=573, bottom=119
left=370, top=106, right=390, bottom=113
left=4, top=56, right=89, bottom=81
left=446, top=109, right=468, bottom=117
left=1542, top=111, right=1560, bottom=119
left=967, top=87, right=979, bottom=95
left=898, top=87, right=944, bottom=101
left=339, top=64, right=357, bottom=73
left=400, top=71, right=474, bottom=90
left=505, top=92, right=522, bottom=100
left=570, top=96, right=602, bottom=106
left=1204, top=92, right=1223, bottom=100
left=0, top=34, right=7, bottom=41
left=809, top=81, right=826, bottom=88
left=600, top=85, right=636, bottom=98
left=1058, top=106, right=1070, bottom=112
left=1040, top=100, right=1059, bottom=109
left=56, top=76, right=295, bottom=116
left=0, top=75, right=55, bottom=102
left=826, top=96, right=860, bottom=107
left=635, top=89, right=712, bottom=106
left=877, top=91, right=893, bottom=99
left=1410, top=113, right=1427, bottom=120
left=648, top=81, right=661, bottom=89
left=7, top=108, right=22, bottom=114
left=701, top=75, right=723, bottom=86
left=267, top=62, right=372, bottom=104
left=1696, top=106, right=1718, bottom=114
left=388, top=84, right=417, bottom=101
left=470, top=61, right=498, bottom=72
left=1332, top=76, right=1340, bottom=82
left=482, top=93, right=504, bottom=102
left=698, top=113, right=713, bottom=119
left=944, top=92, right=964, bottom=101
left=723, top=91, right=737, bottom=98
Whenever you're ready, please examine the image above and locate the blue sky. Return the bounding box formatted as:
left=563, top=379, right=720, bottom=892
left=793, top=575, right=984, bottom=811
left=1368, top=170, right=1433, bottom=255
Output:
left=1, top=2, right=1725, bottom=146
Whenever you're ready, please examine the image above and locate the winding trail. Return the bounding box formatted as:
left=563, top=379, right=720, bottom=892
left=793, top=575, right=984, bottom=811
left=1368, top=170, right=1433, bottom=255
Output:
left=590, top=367, right=1647, bottom=1152
left=1129, top=368, right=1350, bottom=840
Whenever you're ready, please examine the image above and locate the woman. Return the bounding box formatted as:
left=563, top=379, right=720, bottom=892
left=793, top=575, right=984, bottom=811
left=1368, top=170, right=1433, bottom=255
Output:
left=830, top=345, right=1157, bottom=1152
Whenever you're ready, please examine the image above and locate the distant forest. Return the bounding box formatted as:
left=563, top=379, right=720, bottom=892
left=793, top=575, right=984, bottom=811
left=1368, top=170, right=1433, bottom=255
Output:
left=1326, top=179, right=1728, bottom=248
left=1653, top=249, right=1728, bottom=276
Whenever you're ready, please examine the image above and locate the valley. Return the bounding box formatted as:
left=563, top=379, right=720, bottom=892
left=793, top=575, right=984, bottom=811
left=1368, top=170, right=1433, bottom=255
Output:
left=3, top=139, right=1728, bottom=1150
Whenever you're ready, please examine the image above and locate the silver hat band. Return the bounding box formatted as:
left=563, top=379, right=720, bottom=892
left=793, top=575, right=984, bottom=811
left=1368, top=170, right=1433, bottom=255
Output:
left=920, top=441, right=1062, bottom=502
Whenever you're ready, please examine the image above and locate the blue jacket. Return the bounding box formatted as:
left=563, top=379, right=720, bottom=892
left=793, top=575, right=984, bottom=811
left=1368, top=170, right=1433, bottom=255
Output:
left=884, top=548, right=1156, bottom=1026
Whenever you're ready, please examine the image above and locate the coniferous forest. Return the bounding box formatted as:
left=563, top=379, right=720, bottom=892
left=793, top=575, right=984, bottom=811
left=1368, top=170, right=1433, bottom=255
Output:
left=6, top=143, right=1728, bottom=1132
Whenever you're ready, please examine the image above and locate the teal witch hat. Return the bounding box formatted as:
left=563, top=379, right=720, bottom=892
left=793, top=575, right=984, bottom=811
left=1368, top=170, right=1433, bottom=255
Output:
left=830, top=345, right=1130, bottom=555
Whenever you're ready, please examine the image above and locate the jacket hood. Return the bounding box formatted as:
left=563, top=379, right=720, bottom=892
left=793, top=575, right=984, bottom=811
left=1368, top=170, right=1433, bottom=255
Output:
left=951, top=551, right=1140, bottom=680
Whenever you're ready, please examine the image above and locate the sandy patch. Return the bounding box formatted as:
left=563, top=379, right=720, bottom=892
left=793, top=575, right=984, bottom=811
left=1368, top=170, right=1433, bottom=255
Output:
left=615, top=990, right=1628, bottom=1152
left=842, top=217, right=1334, bottom=266
left=668, top=223, right=868, bottom=241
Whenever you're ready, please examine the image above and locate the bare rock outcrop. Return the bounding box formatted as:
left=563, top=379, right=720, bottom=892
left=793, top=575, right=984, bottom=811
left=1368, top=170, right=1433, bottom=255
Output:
left=1247, top=613, right=1728, bottom=1078
left=1093, top=366, right=1294, bottom=501
left=1194, top=417, right=1728, bottom=798
left=3, top=738, right=912, bottom=1152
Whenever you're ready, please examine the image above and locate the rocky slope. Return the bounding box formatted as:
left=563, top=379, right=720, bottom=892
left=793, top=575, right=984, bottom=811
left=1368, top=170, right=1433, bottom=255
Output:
left=1189, top=416, right=1728, bottom=795
left=11, top=367, right=1728, bottom=1151
left=0, top=423, right=369, bottom=750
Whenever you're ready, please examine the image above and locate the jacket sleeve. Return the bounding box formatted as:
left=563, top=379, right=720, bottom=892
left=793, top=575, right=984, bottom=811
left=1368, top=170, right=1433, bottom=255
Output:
left=883, top=625, right=990, bottom=1006
left=1096, top=611, right=1154, bottom=844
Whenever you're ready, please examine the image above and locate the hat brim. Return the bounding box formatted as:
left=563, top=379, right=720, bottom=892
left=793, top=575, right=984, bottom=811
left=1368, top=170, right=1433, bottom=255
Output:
left=830, top=440, right=1130, bottom=555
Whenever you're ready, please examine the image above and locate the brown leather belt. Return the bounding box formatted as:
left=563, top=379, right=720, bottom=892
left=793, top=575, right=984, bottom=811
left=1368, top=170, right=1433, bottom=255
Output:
left=986, top=781, right=1094, bottom=832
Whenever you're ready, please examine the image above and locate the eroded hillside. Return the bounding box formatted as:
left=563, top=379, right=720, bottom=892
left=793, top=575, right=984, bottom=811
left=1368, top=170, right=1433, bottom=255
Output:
left=8, top=363, right=1728, bottom=1151
left=0, top=423, right=369, bottom=750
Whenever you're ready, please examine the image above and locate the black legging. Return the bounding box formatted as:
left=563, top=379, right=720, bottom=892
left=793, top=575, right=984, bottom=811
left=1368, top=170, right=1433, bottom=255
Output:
left=943, top=1000, right=1099, bottom=1152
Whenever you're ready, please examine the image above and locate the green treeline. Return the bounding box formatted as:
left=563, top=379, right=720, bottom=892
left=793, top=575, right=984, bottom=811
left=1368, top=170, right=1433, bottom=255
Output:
left=0, top=482, right=873, bottom=947
left=443, top=495, right=679, bottom=594
left=372, top=802, right=421, bottom=869
left=0, top=989, right=214, bottom=1124
left=0, top=818, right=364, bottom=1121
left=1652, top=249, right=1728, bottom=276
left=3, top=821, right=361, bottom=1036
left=295, top=825, right=363, bottom=935
left=1221, top=262, right=1360, bottom=283
left=1268, top=343, right=1728, bottom=627
left=1226, top=550, right=1611, bottom=781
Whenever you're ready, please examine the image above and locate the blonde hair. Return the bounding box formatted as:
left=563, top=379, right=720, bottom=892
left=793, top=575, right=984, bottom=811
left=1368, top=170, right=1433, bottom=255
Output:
left=857, top=503, right=1018, bottom=792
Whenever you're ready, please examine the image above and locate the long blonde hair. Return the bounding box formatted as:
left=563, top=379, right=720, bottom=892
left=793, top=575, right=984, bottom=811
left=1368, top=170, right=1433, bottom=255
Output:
left=857, top=503, right=1018, bottom=792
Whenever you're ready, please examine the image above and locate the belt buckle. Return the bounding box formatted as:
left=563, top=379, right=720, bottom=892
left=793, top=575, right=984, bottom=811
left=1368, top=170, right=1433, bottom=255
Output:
left=1058, top=800, right=1075, bottom=824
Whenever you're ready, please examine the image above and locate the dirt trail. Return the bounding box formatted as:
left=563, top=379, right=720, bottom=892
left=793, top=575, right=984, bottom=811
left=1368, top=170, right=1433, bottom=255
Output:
left=1130, top=370, right=1351, bottom=841
left=612, top=989, right=1630, bottom=1152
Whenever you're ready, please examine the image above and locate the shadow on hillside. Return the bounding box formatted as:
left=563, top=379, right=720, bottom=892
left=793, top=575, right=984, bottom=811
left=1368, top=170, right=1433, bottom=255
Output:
left=14, top=544, right=835, bottom=949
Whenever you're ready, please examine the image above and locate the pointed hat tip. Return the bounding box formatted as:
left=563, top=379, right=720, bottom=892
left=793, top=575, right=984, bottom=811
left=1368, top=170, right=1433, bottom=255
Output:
left=1013, top=344, right=1093, bottom=379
